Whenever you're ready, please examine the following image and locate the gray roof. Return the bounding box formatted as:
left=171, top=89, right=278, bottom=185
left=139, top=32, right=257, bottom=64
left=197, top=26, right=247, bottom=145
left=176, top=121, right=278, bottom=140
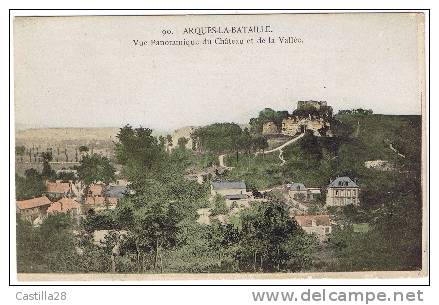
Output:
left=288, top=183, right=307, bottom=191
left=105, top=185, right=128, bottom=199
left=328, top=177, right=359, bottom=188
left=211, top=181, right=246, bottom=190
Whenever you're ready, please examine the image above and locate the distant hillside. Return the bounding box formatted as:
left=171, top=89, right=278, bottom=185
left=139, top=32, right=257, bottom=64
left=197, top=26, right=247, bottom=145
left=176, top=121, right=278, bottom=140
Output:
left=16, top=128, right=121, bottom=145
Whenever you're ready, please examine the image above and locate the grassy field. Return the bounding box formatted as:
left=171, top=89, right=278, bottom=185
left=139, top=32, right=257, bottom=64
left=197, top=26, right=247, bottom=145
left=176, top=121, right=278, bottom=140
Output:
left=223, top=152, right=283, bottom=190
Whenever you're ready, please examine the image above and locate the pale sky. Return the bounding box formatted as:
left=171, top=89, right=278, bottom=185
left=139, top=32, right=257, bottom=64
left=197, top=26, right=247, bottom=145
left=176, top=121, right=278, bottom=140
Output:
left=14, top=13, right=424, bottom=131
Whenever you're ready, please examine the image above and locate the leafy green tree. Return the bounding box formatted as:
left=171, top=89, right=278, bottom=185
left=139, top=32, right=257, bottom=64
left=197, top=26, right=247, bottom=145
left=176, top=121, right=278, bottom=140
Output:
left=210, top=195, right=228, bottom=216
left=252, top=136, right=269, bottom=154
left=16, top=213, right=79, bottom=272
left=15, top=169, right=45, bottom=200
left=191, top=123, right=243, bottom=154
left=79, top=145, right=89, bottom=153
left=166, top=134, right=173, bottom=151
left=77, top=153, right=115, bottom=186
left=158, top=135, right=166, bottom=148
left=249, top=108, right=289, bottom=133
left=235, top=201, right=313, bottom=272
left=16, top=146, right=26, bottom=156
left=177, top=137, right=189, bottom=150
left=115, top=125, right=166, bottom=179
left=40, top=151, right=55, bottom=179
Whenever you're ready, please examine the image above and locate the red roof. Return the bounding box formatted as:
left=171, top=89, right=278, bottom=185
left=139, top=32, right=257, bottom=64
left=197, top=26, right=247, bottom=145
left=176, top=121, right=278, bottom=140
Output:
left=89, top=184, right=105, bottom=196
left=17, top=196, right=52, bottom=210
left=47, top=197, right=81, bottom=214
left=295, top=215, right=331, bottom=227
left=46, top=181, right=72, bottom=194
left=108, top=197, right=118, bottom=205
left=85, top=196, right=105, bottom=205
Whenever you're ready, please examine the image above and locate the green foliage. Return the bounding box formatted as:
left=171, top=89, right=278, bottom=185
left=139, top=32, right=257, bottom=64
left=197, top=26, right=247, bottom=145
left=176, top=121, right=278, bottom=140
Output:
left=210, top=195, right=228, bottom=216
left=249, top=108, right=289, bottom=133
left=234, top=201, right=313, bottom=272
left=17, top=214, right=80, bottom=273
left=15, top=168, right=45, bottom=200
left=338, top=108, right=373, bottom=115
left=192, top=123, right=243, bottom=154
left=115, top=125, right=166, bottom=178
left=56, top=171, right=77, bottom=182
left=40, top=151, right=55, bottom=179
left=16, top=146, right=26, bottom=156
left=329, top=197, right=422, bottom=272
left=224, top=153, right=283, bottom=190
left=81, top=211, right=116, bottom=232
left=78, top=153, right=115, bottom=186
left=177, top=137, right=189, bottom=150
left=79, top=145, right=89, bottom=153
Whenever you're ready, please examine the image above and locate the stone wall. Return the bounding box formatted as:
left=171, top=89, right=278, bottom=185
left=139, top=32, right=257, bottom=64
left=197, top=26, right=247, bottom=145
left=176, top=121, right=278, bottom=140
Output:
left=262, top=121, right=279, bottom=134
left=281, top=117, right=328, bottom=136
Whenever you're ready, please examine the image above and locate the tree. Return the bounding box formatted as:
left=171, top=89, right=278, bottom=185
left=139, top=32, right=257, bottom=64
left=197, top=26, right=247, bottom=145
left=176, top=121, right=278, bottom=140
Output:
left=166, top=134, right=173, bottom=151
left=249, top=108, right=290, bottom=134
left=115, top=125, right=166, bottom=179
left=191, top=123, right=243, bottom=154
left=158, top=136, right=166, bottom=148
left=16, top=169, right=45, bottom=200
left=77, top=153, right=115, bottom=186
left=210, top=195, right=228, bottom=216
left=40, top=151, right=55, bottom=179
left=235, top=201, right=313, bottom=272
left=79, top=145, right=89, bottom=153
left=253, top=136, right=269, bottom=155
left=17, top=213, right=80, bottom=272
left=177, top=137, right=189, bottom=150
left=16, top=146, right=25, bottom=156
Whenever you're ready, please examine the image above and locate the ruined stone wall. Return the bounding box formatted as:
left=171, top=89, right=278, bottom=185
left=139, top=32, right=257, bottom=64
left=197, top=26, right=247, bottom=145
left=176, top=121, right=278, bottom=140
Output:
left=262, top=121, right=279, bottom=135
left=281, top=117, right=300, bottom=136
left=281, top=117, right=328, bottom=136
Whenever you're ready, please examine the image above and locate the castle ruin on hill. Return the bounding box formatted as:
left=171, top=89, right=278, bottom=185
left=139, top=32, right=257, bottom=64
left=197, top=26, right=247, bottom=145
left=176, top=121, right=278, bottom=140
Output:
left=262, top=100, right=334, bottom=137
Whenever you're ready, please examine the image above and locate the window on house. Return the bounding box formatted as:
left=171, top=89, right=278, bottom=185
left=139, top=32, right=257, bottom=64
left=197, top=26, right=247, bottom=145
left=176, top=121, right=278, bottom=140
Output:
left=335, top=190, right=338, bottom=196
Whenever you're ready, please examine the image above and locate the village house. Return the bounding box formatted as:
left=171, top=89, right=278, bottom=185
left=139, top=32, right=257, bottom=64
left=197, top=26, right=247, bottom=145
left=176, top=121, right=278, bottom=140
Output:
left=326, top=177, right=360, bottom=206
left=287, top=183, right=321, bottom=201
left=47, top=197, right=81, bottom=216
left=16, top=196, right=52, bottom=224
left=211, top=181, right=247, bottom=200
left=105, top=184, right=129, bottom=207
left=45, top=180, right=78, bottom=199
left=82, top=182, right=128, bottom=213
left=294, top=214, right=332, bottom=241
left=82, top=183, right=107, bottom=213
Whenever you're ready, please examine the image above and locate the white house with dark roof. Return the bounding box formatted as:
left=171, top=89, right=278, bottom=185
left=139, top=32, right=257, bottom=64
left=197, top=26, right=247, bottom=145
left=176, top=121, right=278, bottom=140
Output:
left=287, top=183, right=321, bottom=201
left=326, top=176, right=360, bottom=206
left=210, top=181, right=247, bottom=199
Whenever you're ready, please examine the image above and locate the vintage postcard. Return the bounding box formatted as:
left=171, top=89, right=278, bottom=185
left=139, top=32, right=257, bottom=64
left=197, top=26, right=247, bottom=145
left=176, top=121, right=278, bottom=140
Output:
left=12, top=12, right=428, bottom=281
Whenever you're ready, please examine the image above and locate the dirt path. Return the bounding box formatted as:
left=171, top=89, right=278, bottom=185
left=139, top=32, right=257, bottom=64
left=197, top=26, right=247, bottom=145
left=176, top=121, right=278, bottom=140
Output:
left=389, top=143, right=406, bottom=158
left=354, top=120, right=360, bottom=137
left=257, top=133, right=305, bottom=155
left=218, top=154, right=234, bottom=170
left=255, top=133, right=304, bottom=164
left=218, top=133, right=303, bottom=169
left=279, top=150, right=286, bottom=165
